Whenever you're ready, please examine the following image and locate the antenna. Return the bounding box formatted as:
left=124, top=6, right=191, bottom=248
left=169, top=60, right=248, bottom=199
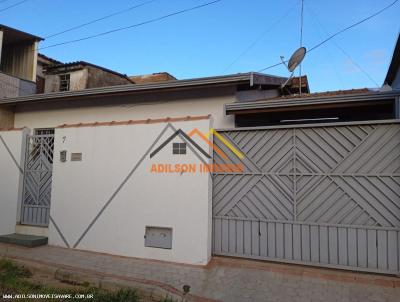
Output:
left=280, top=46, right=307, bottom=91
left=299, top=0, right=304, bottom=95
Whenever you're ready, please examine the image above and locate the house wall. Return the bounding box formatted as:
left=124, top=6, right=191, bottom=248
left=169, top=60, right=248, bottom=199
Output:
left=0, top=42, right=37, bottom=82
left=44, top=69, right=88, bottom=93
left=14, top=86, right=236, bottom=129
left=0, top=129, right=26, bottom=235
left=0, top=72, right=35, bottom=99
left=86, top=66, right=131, bottom=88
left=0, top=106, right=15, bottom=128
left=49, top=118, right=212, bottom=265
left=392, top=65, right=400, bottom=90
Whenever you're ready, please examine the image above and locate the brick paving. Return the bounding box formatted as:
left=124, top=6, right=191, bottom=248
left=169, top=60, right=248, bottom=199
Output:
left=0, top=243, right=399, bottom=302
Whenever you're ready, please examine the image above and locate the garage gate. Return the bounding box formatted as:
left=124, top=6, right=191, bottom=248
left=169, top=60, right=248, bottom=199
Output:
left=212, top=120, right=400, bottom=274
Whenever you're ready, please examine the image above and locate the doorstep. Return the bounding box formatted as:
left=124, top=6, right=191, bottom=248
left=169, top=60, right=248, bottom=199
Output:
left=0, top=233, right=48, bottom=247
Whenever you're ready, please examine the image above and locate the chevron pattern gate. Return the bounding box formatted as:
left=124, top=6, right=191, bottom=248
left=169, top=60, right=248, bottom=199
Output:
left=21, top=134, right=54, bottom=226
left=212, top=121, right=400, bottom=274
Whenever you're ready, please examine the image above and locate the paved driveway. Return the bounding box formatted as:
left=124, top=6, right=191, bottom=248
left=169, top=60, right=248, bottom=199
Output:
left=0, top=243, right=398, bottom=302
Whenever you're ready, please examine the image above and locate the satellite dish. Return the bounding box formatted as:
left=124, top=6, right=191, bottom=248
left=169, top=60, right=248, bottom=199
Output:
left=280, top=47, right=307, bottom=91
left=287, top=47, right=306, bottom=72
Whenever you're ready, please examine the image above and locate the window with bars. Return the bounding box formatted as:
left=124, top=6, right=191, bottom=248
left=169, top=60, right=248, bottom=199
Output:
left=172, top=142, right=186, bottom=155
left=34, top=128, right=55, bottom=136
left=59, top=74, right=70, bottom=91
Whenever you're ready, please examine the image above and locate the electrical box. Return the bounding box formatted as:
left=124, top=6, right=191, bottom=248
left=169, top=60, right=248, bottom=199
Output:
left=71, top=153, right=82, bottom=161
left=60, top=150, right=67, bottom=162
left=144, top=226, right=172, bottom=249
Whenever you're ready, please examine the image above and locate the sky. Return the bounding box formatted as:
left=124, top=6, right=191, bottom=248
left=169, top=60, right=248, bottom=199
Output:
left=1, top=0, right=399, bottom=92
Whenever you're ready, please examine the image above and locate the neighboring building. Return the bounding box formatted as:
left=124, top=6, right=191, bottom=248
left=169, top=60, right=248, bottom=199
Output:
left=40, top=61, right=133, bottom=93
left=0, top=24, right=42, bottom=99
left=1, top=24, right=136, bottom=97
left=36, top=53, right=62, bottom=94
left=383, top=33, right=400, bottom=90
left=129, top=72, right=176, bottom=84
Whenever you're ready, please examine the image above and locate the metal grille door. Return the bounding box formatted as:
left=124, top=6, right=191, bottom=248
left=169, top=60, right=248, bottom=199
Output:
left=212, top=121, right=400, bottom=274
left=21, top=134, right=54, bottom=226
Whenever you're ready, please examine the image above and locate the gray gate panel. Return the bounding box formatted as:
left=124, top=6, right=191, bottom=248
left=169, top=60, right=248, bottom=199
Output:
left=212, top=121, right=400, bottom=274
left=21, top=134, right=54, bottom=226
left=213, top=216, right=400, bottom=273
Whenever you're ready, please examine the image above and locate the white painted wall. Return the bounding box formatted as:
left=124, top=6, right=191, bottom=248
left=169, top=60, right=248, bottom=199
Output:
left=49, top=119, right=212, bottom=265
left=0, top=129, right=26, bottom=235
left=14, top=88, right=235, bottom=130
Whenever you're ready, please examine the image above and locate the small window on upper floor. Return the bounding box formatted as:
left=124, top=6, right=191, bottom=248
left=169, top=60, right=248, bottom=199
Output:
left=59, top=74, right=70, bottom=91
left=172, top=142, right=186, bottom=155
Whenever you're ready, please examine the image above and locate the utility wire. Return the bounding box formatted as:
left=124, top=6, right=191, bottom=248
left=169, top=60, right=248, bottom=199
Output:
left=305, top=2, right=380, bottom=87
left=258, top=0, right=399, bottom=72
left=39, top=0, right=223, bottom=50
left=0, top=0, right=30, bottom=13
left=222, top=1, right=298, bottom=72
left=44, top=0, right=157, bottom=39
left=305, top=4, right=345, bottom=89
left=307, top=0, right=399, bottom=53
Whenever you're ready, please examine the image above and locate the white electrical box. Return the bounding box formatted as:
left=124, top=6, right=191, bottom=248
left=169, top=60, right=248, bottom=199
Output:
left=144, top=226, right=172, bottom=249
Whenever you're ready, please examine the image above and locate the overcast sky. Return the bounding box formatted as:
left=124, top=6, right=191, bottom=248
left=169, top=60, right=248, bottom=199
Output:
left=2, top=0, right=399, bottom=91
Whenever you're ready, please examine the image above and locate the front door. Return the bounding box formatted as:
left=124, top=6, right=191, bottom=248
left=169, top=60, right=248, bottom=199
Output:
left=20, top=129, right=54, bottom=226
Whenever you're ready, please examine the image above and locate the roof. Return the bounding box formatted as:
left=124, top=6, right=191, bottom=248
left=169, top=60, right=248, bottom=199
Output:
left=44, top=61, right=133, bottom=82
left=225, top=89, right=400, bottom=114
left=0, top=72, right=287, bottom=105
left=384, top=33, right=400, bottom=86
left=129, top=72, right=177, bottom=84
left=268, top=88, right=371, bottom=102
left=0, top=24, right=43, bottom=44
left=38, top=53, right=62, bottom=65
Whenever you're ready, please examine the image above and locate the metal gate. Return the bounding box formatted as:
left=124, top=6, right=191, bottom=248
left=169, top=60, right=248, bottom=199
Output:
left=212, top=121, right=400, bottom=274
left=21, top=133, right=54, bottom=226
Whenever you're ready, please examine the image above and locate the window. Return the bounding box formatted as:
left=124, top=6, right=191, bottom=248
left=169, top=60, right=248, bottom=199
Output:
left=59, top=74, right=70, bottom=91
left=34, top=128, right=54, bottom=135
left=172, top=142, right=186, bottom=155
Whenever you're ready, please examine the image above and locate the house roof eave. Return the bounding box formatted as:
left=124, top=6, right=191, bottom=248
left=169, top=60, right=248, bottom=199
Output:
left=225, top=90, right=400, bottom=115
left=0, top=72, right=288, bottom=105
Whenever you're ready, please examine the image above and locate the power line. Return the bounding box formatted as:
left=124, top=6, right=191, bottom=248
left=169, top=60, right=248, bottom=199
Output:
left=0, top=0, right=30, bottom=13
left=39, top=0, right=223, bottom=51
left=307, top=0, right=399, bottom=53
left=304, top=3, right=345, bottom=89
left=222, top=1, right=298, bottom=72
left=305, top=2, right=380, bottom=87
left=44, top=0, right=157, bottom=39
left=259, top=61, right=286, bottom=72
left=258, top=0, right=399, bottom=72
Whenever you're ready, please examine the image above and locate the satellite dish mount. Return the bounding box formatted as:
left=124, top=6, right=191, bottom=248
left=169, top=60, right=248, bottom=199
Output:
left=280, top=47, right=306, bottom=91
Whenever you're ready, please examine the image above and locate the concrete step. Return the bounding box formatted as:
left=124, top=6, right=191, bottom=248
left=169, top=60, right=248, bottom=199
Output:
left=0, top=233, right=48, bottom=247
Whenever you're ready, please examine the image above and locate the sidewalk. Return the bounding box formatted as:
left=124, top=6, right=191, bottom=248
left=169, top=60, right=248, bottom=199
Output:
left=0, top=243, right=399, bottom=302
